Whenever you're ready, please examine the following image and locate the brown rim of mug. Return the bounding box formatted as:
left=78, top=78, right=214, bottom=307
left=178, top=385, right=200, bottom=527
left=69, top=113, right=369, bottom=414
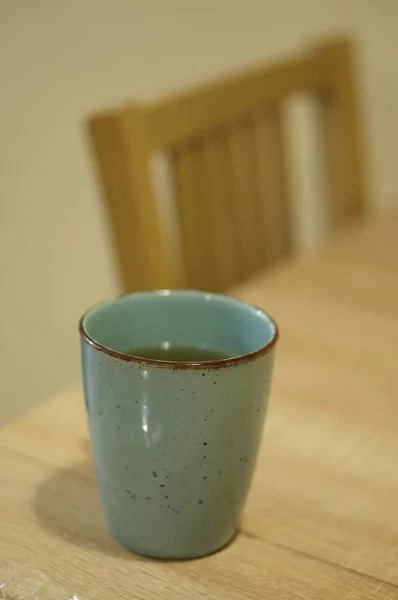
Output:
left=79, top=292, right=279, bottom=370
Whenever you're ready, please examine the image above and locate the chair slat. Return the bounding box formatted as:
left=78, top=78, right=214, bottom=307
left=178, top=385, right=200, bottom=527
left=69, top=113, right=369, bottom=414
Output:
left=201, top=130, right=239, bottom=290
left=254, top=106, right=292, bottom=265
left=229, top=117, right=262, bottom=278
left=173, top=140, right=213, bottom=290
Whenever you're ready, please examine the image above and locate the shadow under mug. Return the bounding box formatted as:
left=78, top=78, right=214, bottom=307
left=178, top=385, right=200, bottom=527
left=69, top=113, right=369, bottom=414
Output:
left=79, top=290, right=278, bottom=559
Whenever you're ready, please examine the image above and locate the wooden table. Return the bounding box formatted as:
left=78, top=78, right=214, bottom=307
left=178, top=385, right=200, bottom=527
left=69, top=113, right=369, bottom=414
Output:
left=1, top=209, right=398, bottom=599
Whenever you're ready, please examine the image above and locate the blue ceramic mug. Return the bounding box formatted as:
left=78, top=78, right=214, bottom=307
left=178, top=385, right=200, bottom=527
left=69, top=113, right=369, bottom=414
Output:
left=80, top=290, right=278, bottom=559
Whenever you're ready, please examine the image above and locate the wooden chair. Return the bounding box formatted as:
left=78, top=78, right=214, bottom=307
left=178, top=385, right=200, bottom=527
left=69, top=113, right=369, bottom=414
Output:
left=88, top=38, right=367, bottom=293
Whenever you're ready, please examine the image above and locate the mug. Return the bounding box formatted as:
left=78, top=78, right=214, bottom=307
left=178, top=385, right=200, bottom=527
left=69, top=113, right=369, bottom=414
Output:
left=79, top=290, right=278, bottom=559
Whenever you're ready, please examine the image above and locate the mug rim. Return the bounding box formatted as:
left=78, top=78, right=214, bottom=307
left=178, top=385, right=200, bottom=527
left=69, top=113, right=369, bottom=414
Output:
left=79, top=290, right=278, bottom=370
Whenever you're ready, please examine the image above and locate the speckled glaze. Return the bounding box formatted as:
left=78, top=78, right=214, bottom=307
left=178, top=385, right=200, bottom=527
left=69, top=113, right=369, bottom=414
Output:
left=80, top=290, right=277, bottom=559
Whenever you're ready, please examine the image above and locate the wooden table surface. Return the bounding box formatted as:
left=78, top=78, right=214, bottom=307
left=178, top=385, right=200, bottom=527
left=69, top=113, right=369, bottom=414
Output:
left=1, top=209, right=398, bottom=599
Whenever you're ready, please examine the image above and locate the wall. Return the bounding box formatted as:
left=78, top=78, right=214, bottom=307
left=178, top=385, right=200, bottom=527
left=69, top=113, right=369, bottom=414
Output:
left=1, top=0, right=397, bottom=422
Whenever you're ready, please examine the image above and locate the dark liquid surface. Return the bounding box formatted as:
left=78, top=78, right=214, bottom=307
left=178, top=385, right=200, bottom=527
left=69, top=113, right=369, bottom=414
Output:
left=126, top=344, right=232, bottom=362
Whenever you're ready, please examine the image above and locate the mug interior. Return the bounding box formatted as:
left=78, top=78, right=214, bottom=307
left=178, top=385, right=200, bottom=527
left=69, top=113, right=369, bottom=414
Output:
left=80, top=291, right=277, bottom=360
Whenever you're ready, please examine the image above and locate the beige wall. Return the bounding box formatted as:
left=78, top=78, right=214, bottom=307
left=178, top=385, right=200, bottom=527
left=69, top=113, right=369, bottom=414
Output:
left=1, top=0, right=397, bottom=423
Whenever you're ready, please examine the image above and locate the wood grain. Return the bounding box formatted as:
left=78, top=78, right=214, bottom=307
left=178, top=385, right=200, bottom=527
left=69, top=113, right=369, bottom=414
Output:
left=1, top=208, right=398, bottom=598
left=1, top=432, right=397, bottom=599
left=231, top=207, right=398, bottom=585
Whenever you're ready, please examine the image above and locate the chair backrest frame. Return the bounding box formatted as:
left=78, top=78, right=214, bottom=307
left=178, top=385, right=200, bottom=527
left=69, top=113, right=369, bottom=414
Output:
left=89, top=38, right=367, bottom=292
